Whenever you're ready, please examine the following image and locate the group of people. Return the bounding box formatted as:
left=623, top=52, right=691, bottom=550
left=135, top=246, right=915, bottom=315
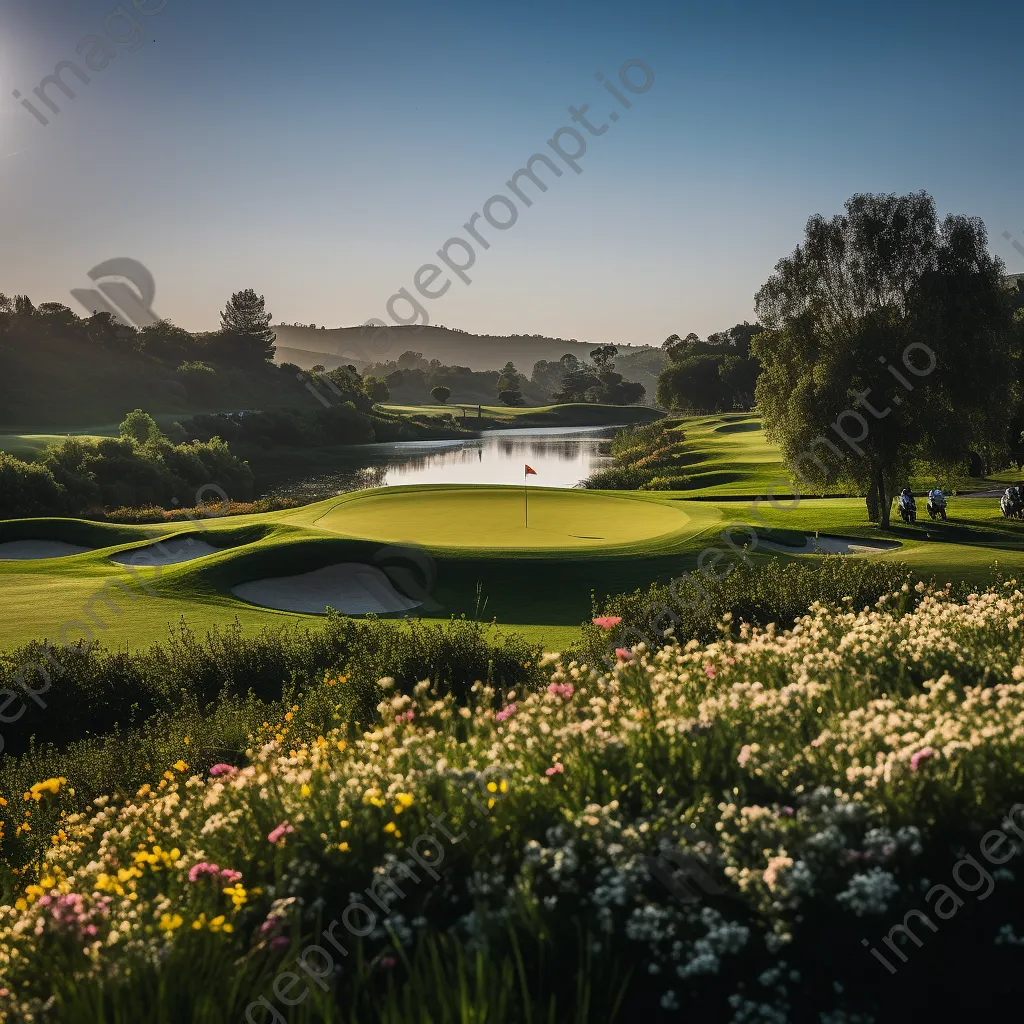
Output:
left=897, top=486, right=948, bottom=522
left=899, top=487, right=945, bottom=503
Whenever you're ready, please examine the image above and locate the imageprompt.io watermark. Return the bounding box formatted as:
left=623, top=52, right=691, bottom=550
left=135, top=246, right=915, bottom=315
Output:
left=70, top=256, right=159, bottom=329
left=12, top=0, right=170, bottom=128
left=333, top=57, right=655, bottom=367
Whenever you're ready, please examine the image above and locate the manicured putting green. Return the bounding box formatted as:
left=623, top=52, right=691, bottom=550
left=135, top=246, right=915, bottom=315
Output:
left=312, top=486, right=695, bottom=551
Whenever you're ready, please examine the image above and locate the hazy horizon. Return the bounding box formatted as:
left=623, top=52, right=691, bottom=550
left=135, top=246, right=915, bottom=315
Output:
left=2, top=0, right=1022, bottom=345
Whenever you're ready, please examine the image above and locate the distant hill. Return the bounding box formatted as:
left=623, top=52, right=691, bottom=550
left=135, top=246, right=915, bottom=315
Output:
left=273, top=325, right=666, bottom=401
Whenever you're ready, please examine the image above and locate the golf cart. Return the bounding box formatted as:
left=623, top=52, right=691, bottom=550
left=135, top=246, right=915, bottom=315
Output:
left=926, top=489, right=947, bottom=521
left=1001, top=486, right=1024, bottom=519
left=897, top=488, right=917, bottom=524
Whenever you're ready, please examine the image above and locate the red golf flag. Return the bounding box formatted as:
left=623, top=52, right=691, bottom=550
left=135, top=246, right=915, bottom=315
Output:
left=525, top=465, right=537, bottom=475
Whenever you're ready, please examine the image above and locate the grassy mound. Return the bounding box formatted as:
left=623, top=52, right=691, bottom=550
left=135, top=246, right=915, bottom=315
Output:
left=4, top=583, right=1024, bottom=1020
left=312, top=486, right=700, bottom=552
left=381, top=402, right=663, bottom=428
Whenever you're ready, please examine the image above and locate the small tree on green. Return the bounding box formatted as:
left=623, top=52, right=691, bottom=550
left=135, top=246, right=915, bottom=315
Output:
left=430, top=385, right=451, bottom=404
left=119, top=409, right=163, bottom=448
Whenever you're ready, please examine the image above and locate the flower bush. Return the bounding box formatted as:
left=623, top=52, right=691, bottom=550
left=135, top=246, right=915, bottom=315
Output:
left=3, top=583, right=1024, bottom=1020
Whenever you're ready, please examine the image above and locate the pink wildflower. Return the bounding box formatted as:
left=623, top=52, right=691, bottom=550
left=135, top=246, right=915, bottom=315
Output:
left=910, top=747, right=936, bottom=771
left=209, top=764, right=237, bottom=777
left=396, top=710, right=415, bottom=723
left=188, top=862, right=221, bottom=882
left=704, top=663, right=716, bottom=678
left=268, top=822, right=295, bottom=844
left=547, top=681, right=575, bottom=700
left=495, top=704, right=517, bottom=722
left=270, top=935, right=291, bottom=952
left=220, top=869, right=242, bottom=884
left=592, top=616, right=622, bottom=630
left=545, top=762, right=565, bottom=777
left=615, top=648, right=632, bottom=661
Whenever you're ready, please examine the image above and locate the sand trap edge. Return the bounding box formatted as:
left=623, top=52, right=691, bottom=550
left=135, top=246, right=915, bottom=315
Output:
left=232, top=563, right=422, bottom=615
left=0, top=540, right=94, bottom=560
left=757, top=534, right=901, bottom=555
left=110, top=538, right=222, bottom=567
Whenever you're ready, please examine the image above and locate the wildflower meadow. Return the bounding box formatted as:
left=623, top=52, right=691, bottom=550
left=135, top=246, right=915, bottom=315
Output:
left=3, top=577, right=1024, bottom=1020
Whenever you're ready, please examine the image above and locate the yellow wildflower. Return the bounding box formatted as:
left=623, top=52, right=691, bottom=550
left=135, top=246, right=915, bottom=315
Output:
left=223, top=884, right=248, bottom=909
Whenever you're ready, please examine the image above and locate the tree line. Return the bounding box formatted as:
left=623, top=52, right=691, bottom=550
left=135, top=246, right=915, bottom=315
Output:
left=654, top=191, right=1024, bottom=526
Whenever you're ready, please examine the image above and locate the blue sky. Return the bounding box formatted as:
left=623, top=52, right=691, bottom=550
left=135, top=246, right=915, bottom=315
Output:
left=1, top=0, right=1021, bottom=345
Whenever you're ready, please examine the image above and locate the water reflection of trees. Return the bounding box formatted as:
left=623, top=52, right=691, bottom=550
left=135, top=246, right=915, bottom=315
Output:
left=268, top=434, right=609, bottom=500
left=493, top=438, right=585, bottom=461
left=265, top=464, right=389, bottom=503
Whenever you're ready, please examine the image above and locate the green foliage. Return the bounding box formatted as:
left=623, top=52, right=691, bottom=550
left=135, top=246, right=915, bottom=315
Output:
left=0, top=612, right=540, bottom=775
left=175, top=361, right=218, bottom=402
left=582, top=422, right=689, bottom=490
left=753, top=191, right=1020, bottom=525
left=655, top=323, right=761, bottom=413
left=0, top=452, right=66, bottom=518
left=430, top=385, right=451, bottom=404
left=363, top=375, right=391, bottom=403
left=552, top=347, right=646, bottom=405
left=119, top=409, right=163, bottom=447
left=574, top=554, right=913, bottom=663
left=33, top=421, right=254, bottom=512
left=218, top=289, right=276, bottom=362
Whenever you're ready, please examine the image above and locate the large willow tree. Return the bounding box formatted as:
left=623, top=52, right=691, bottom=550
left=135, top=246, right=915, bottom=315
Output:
left=753, top=191, right=1018, bottom=526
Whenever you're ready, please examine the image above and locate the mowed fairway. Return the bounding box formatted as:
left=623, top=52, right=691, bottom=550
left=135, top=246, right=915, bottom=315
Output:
left=312, top=486, right=706, bottom=552
left=0, top=488, right=726, bottom=651
left=4, top=413, right=1024, bottom=655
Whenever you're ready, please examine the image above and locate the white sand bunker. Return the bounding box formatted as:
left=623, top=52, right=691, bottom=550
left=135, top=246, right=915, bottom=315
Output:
left=0, top=540, right=93, bottom=560
left=232, top=563, right=422, bottom=615
left=110, top=537, right=221, bottom=567
left=757, top=534, right=901, bottom=555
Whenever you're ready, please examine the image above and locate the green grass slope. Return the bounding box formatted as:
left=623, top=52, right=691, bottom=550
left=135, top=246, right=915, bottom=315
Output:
left=0, top=489, right=723, bottom=651
left=381, top=402, right=663, bottom=427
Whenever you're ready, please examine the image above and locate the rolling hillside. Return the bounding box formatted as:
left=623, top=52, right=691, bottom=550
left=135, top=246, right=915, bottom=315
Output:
left=273, top=324, right=666, bottom=398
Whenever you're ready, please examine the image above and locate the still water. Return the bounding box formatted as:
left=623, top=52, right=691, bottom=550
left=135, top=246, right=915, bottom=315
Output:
left=269, top=426, right=619, bottom=502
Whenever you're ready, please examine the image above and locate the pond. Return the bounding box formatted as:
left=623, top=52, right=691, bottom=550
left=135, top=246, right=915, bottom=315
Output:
left=266, top=426, right=620, bottom=503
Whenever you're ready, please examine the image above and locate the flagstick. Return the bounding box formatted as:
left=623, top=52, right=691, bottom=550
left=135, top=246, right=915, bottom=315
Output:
left=524, top=470, right=529, bottom=529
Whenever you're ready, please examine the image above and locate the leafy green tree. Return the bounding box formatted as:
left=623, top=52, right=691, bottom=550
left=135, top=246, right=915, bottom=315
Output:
left=363, top=375, right=391, bottom=403
left=119, top=408, right=164, bottom=448
left=430, top=385, right=451, bottom=404
left=496, top=361, right=524, bottom=405
left=218, top=289, right=276, bottom=362
left=530, top=358, right=567, bottom=393
left=655, top=353, right=732, bottom=412
left=753, top=191, right=1019, bottom=526
left=661, top=333, right=700, bottom=362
